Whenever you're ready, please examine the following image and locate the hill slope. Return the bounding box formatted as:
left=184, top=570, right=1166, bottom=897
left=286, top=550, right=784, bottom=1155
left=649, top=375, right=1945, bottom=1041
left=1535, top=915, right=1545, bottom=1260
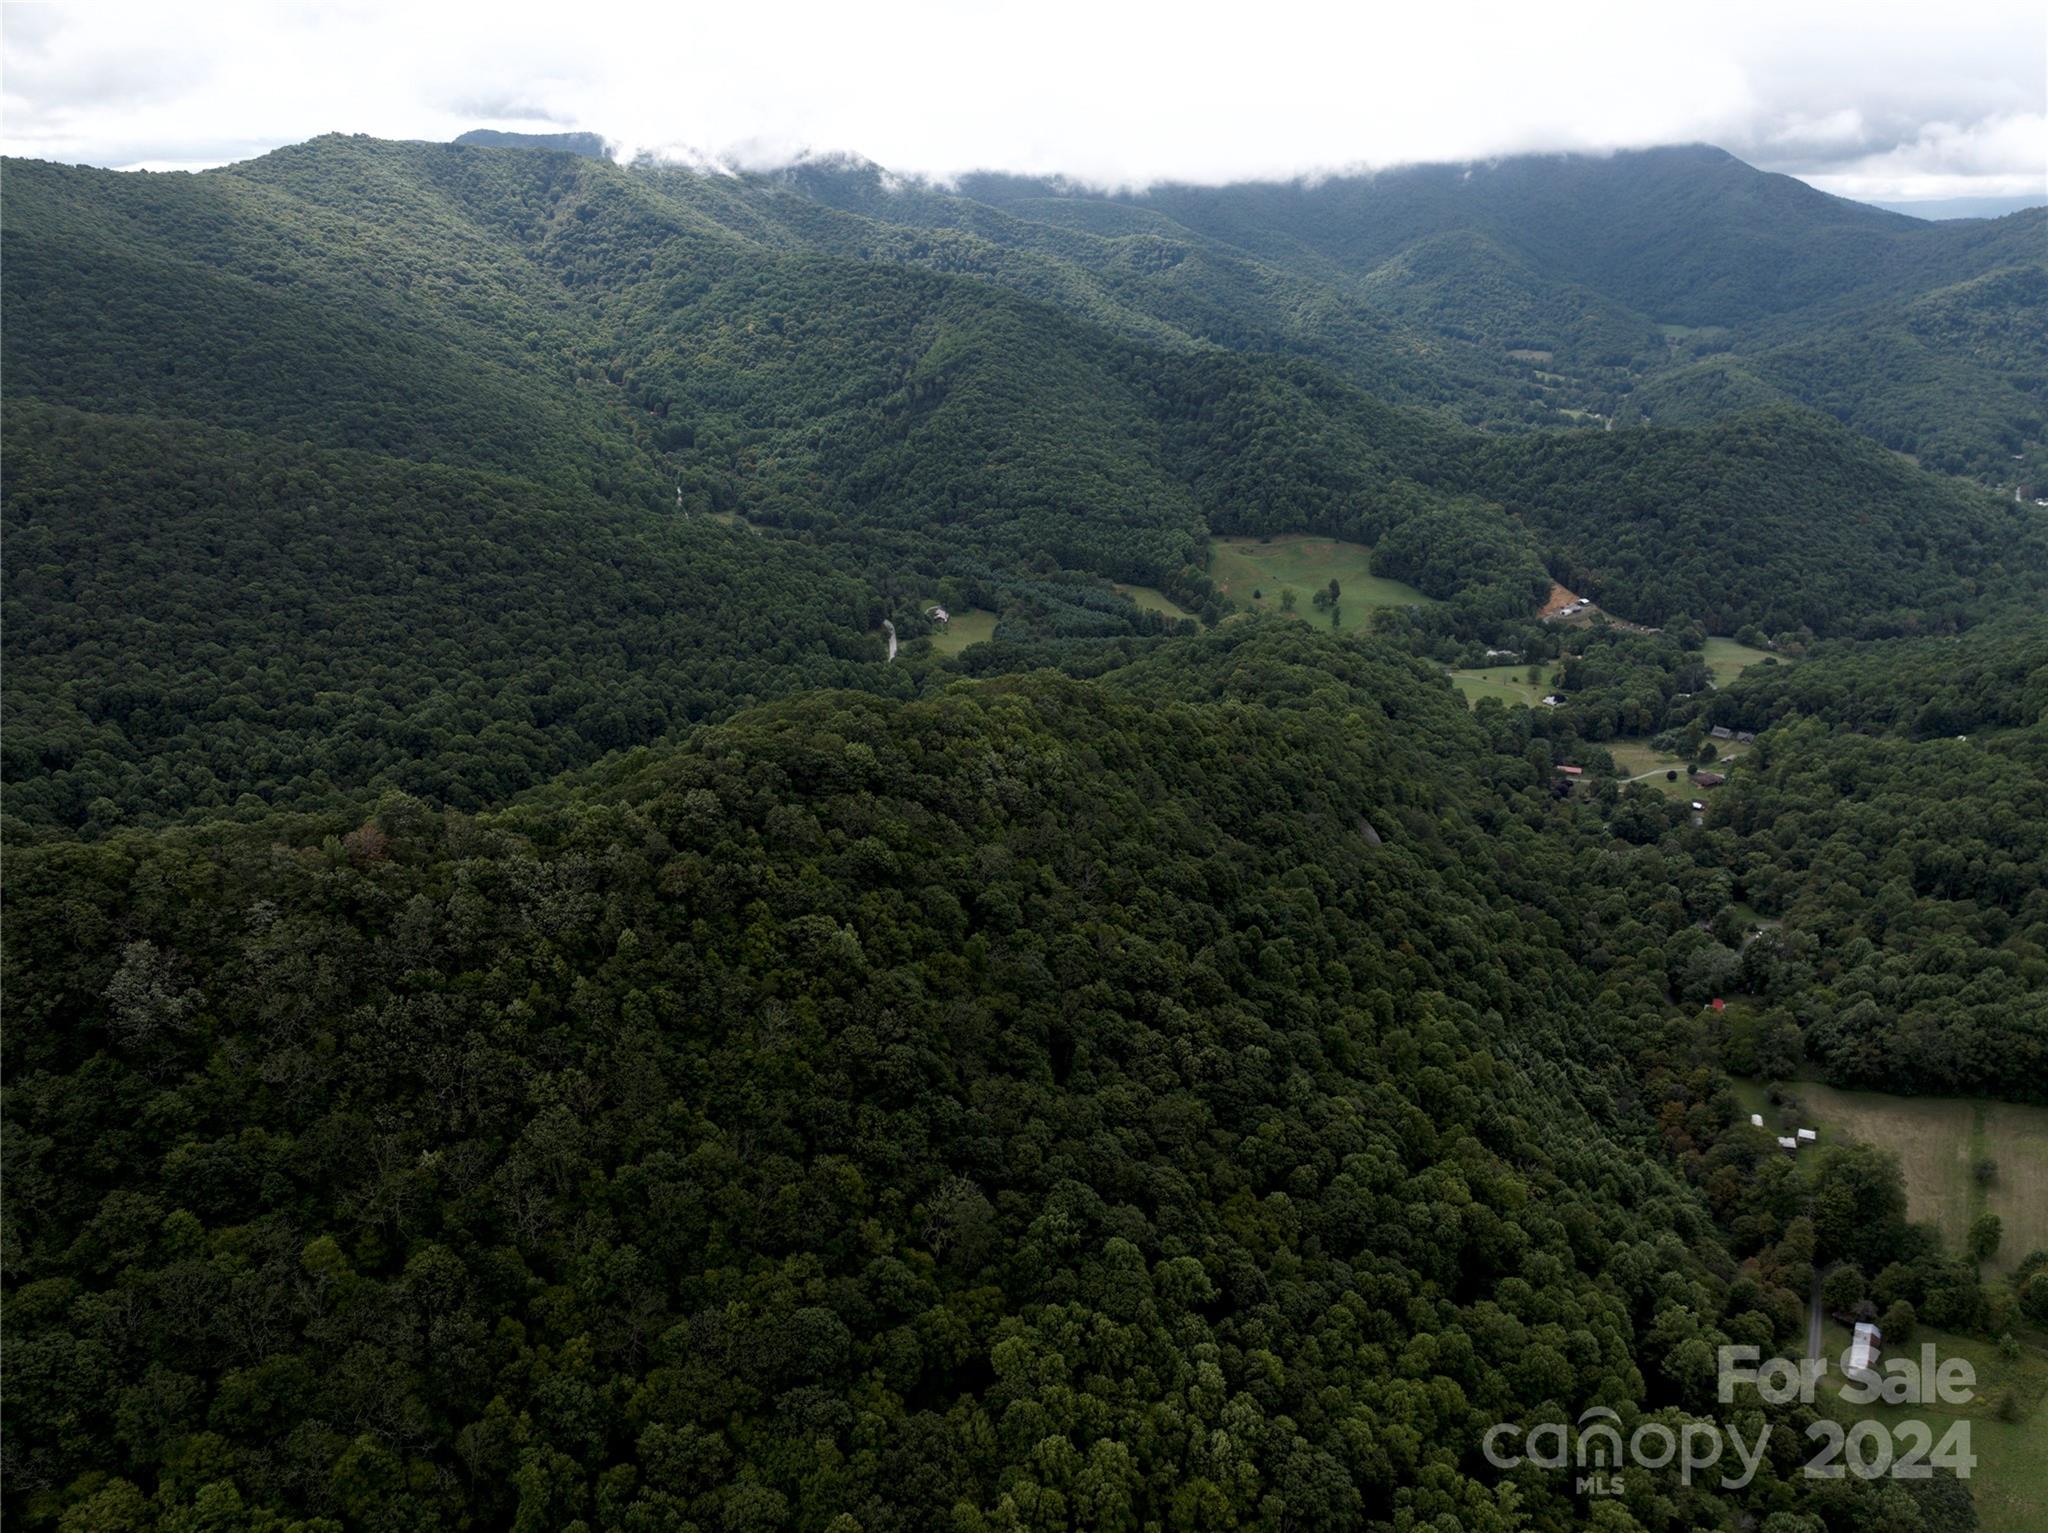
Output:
left=4, top=135, right=2041, bottom=837
left=1, top=626, right=1950, bottom=1531
left=952, top=148, right=2048, bottom=480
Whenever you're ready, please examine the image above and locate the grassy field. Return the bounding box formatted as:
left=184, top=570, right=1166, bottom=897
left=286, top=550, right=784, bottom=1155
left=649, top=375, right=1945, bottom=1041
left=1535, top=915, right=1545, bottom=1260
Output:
left=1753, top=1081, right=2048, bottom=1278
left=1605, top=737, right=1700, bottom=796
left=1810, top=1318, right=2048, bottom=1533
left=1702, top=636, right=1782, bottom=688
left=1114, top=583, right=1198, bottom=623
left=1606, top=735, right=1752, bottom=796
left=1449, top=665, right=1549, bottom=707
left=1209, top=536, right=1431, bottom=631
left=1751, top=1078, right=2048, bottom=1529
left=926, top=608, right=999, bottom=658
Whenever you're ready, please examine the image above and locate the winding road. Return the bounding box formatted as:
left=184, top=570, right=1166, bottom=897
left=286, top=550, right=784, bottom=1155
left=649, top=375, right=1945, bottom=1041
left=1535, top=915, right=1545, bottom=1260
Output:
left=883, top=619, right=897, bottom=663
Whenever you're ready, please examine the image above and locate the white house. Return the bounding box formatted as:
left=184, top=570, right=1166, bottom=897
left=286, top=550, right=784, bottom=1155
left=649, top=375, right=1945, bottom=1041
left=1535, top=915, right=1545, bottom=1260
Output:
left=926, top=606, right=950, bottom=624
left=1750, top=1114, right=1765, bottom=1127
left=1848, top=1322, right=1882, bottom=1374
left=1777, top=1136, right=1799, bottom=1151
left=1796, top=1128, right=1817, bottom=1142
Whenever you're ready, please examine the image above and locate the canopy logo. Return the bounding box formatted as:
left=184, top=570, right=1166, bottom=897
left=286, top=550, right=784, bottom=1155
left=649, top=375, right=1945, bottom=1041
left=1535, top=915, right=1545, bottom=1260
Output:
left=1482, top=1408, right=1769, bottom=1492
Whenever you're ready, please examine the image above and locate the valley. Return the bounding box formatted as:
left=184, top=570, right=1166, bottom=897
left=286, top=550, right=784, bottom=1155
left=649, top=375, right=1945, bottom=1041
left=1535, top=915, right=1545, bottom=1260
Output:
left=2, top=119, right=2043, bottom=1533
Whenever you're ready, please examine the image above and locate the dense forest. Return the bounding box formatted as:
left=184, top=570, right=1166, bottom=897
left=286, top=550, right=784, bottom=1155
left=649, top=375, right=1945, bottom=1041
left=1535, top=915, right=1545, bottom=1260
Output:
left=4, top=627, right=2013, bottom=1531
left=5, top=131, right=2046, bottom=1531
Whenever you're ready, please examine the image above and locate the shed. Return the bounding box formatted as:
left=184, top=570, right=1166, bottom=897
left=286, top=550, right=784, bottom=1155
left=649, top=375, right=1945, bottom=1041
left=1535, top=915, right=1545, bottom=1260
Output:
left=1695, top=771, right=1727, bottom=787
left=1777, top=1136, right=1799, bottom=1151
left=1750, top=1114, right=1765, bottom=1127
left=1555, top=764, right=1583, bottom=777
left=1735, top=731, right=1756, bottom=745
left=1796, top=1128, right=1817, bottom=1141
left=1710, top=726, right=1734, bottom=740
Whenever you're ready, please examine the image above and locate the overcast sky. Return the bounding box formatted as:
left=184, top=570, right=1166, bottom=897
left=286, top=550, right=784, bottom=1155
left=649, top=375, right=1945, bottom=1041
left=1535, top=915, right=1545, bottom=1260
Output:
left=3, top=0, right=2042, bottom=202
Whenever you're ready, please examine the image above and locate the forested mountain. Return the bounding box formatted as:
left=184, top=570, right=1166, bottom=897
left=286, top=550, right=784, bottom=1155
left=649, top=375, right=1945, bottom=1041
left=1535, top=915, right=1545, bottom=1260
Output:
left=0, top=401, right=906, bottom=831
left=452, top=129, right=612, bottom=160
left=1619, top=259, right=2048, bottom=478
left=3, top=626, right=1999, bottom=1531
left=6, top=135, right=2040, bottom=839
left=1460, top=409, right=2045, bottom=634
left=5, top=130, right=2047, bottom=1531
left=947, top=148, right=2048, bottom=483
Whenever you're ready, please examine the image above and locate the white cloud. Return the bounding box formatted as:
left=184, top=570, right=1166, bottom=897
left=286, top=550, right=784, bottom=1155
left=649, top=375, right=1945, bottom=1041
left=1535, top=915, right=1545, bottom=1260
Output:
left=1, top=0, right=2041, bottom=202
left=1796, top=113, right=2048, bottom=200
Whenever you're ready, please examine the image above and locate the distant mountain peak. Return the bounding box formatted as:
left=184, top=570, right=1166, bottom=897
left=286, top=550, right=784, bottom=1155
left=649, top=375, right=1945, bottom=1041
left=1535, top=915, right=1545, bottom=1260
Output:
left=453, top=129, right=611, bottom=161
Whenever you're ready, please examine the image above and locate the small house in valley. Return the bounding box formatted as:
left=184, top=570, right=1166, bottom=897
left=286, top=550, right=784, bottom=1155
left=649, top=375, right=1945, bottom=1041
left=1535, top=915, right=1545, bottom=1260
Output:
left=1695, top=771, right=1727, bottom=787
left=1848, top=1323, right=1882, bottom=1374
left=926, top=606, right=950, bottom=624
left=1710, top=725, right=1734, bottom=740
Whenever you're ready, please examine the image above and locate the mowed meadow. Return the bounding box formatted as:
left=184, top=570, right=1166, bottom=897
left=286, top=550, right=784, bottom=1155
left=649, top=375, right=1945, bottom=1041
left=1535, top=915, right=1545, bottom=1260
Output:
left=1208, top=535, right=1432, bottom=630
left=1450, top=664, right=1549, bottom=707
left=1750, top=1081, right=2048, bottom=1278
left=1703, top=635, right=1783, bottom=687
